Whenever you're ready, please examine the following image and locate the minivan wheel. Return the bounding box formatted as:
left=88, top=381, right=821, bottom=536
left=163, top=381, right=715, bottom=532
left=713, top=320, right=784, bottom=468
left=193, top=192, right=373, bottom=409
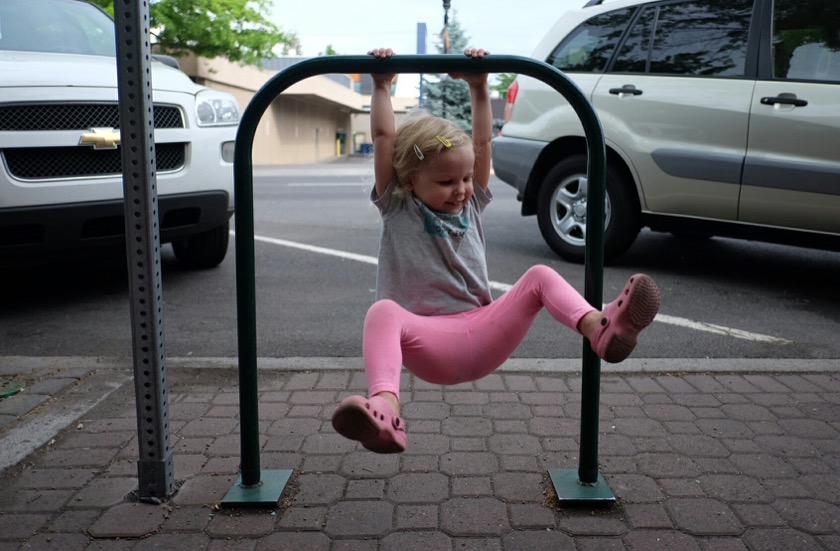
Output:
left=536, top=154, right=640, bottom=263
left=172, top=221, right=230, bottom=269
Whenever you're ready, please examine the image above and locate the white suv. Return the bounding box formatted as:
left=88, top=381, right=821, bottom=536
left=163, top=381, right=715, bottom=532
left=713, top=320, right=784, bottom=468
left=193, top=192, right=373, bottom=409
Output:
left=0, top=0, right=240, bottom=268
left=493, top=0, right=840, bottom=262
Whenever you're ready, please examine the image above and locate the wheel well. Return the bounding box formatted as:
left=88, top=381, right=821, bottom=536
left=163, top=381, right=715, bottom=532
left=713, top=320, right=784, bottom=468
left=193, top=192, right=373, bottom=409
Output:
left=520, top=137, right=638, bottom=216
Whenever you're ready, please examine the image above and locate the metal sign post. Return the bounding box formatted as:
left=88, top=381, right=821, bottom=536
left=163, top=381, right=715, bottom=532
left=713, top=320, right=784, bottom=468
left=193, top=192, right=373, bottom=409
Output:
left=225, top=54, right=614, bottom=507
left=114, top=0, right=174, bottom=500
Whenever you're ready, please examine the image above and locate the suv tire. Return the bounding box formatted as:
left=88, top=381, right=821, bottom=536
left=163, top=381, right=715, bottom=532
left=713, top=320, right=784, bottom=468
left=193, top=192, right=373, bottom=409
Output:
left=536, top=154, right=640, bottom=263
left=172, top=221, right=230, bottom=269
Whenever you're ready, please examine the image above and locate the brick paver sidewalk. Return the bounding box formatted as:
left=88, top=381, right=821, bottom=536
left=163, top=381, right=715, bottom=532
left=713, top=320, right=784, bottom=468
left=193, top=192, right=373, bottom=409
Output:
left=0, top=365, right=838, bottom=550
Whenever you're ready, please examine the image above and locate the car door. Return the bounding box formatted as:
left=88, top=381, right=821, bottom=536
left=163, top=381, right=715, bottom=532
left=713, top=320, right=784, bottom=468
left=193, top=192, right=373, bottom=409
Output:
left=591, top=0, right=758, bottom=220
left=739, top=0, right=840, bottom=233
left=506, top=5, right=639, bottom=143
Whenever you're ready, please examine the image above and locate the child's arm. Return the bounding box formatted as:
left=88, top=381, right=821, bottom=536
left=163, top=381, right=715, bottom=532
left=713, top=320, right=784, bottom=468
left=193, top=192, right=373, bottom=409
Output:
left=455, top=48, right=492, bottom=191
left=368, top=48, right=396, bottom=199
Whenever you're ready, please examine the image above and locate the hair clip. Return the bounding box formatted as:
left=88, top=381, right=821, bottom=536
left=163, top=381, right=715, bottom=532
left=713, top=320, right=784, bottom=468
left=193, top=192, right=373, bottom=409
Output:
left=413, top=144, right=425, bottom=160
left=435, top=135, right=452, bottom=148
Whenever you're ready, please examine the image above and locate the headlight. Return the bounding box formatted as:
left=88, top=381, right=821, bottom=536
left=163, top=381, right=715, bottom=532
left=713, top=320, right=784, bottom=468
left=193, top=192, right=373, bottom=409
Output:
left=196, top=90, right=240, bottom=126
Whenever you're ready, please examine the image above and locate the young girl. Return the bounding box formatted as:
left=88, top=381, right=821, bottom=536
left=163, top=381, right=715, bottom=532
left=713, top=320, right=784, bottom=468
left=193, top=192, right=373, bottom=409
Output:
left=331, top=47, right=660, bottom=454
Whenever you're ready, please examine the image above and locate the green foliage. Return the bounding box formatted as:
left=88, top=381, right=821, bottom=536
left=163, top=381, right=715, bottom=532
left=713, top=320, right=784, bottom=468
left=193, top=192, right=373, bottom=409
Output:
left=422, top=12, right=473, bottom=132
left=492, top=73, right=517, bottom=98
left=88, top=0, right=114, bottom=15
left=88, top=0, right=296, bottom=65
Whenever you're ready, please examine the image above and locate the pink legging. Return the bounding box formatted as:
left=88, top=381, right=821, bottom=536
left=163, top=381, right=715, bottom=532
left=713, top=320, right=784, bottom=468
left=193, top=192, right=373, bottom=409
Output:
left=363, top=265, right=596, bottom=399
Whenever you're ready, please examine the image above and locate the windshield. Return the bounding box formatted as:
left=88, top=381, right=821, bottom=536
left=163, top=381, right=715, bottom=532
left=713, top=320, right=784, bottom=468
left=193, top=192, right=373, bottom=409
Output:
left=0, top=0, right=116, bottom=56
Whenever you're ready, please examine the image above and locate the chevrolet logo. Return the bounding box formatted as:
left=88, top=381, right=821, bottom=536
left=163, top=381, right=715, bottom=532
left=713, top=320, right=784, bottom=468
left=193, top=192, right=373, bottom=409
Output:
left=79, top=127, right=121, bottom=149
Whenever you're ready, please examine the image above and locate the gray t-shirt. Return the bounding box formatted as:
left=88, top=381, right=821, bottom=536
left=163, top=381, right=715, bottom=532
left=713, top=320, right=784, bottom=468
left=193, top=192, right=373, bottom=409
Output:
left=372, top=181, right=493, bottom=316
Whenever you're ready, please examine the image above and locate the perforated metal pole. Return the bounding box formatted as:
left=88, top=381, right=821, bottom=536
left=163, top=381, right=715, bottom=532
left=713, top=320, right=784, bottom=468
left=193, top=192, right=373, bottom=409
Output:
left=114, top=0, right=174, bottom=500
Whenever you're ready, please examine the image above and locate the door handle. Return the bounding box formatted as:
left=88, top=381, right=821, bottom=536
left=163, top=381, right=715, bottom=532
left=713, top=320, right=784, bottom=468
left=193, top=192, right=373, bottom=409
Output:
left=760, top=95, right=808, bottom=107
left=609, top=86, right=643, bottom=96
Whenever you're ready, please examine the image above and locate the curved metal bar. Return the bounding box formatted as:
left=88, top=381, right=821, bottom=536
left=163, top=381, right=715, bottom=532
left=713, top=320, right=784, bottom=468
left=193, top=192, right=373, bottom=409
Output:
left=233, top=55, right=606, bottom=488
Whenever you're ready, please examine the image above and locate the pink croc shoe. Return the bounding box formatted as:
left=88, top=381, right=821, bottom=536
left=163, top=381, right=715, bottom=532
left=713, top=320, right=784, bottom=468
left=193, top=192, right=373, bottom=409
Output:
left=331, top=395, right=407, bottom=454
left=590, top=274, right=660, bottom=363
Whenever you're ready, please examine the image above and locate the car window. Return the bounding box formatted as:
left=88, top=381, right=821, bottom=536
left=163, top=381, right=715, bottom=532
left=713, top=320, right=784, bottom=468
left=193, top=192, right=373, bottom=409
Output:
left=0, top=0, right=115, bottom=57
left=546, top=8, right=636, bottom=72
left=772, top=0, right=840, bottom=83
left=613, top=0, right=753, bottom=77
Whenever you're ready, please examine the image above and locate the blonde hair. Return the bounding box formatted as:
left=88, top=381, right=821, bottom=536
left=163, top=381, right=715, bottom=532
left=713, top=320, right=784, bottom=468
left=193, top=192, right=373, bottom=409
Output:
left=392, top=110, right=472, bottom=192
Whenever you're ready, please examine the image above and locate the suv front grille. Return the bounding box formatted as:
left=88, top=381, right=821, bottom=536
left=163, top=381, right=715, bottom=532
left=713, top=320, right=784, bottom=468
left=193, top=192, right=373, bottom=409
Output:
left=3, top=143, right=186, bottom=180
left=0, top=103, right=184, bottom=130
left=0, top=102, right=187, bottom=180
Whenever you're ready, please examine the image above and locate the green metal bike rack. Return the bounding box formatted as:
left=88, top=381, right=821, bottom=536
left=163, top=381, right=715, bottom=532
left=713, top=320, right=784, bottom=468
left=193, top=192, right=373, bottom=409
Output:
left=224, top=54, right=614, bottom=507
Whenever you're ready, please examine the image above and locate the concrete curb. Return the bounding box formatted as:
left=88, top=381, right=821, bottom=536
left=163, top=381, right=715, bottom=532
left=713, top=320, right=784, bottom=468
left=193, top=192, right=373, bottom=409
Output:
left=0, top=368, right=130, bottom=475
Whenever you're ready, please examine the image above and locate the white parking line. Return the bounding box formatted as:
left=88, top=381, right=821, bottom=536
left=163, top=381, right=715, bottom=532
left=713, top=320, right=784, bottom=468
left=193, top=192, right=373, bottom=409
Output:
left=488, top=280, right=790, bottom=345
left=652, top=314, right=791, bottom=344
left=242, top=232, right=792, bottom=345
left=287, top=182, right=368, bottom=187
left=251, top=234, right=377, bottom=265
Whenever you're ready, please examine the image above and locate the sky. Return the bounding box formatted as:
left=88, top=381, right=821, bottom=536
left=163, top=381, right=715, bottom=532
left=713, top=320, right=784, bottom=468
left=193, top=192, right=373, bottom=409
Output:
left=268, top=0, right=588, bottom=96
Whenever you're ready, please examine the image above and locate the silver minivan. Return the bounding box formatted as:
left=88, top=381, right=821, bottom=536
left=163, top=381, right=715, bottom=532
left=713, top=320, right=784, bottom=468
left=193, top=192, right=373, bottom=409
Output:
left=493, top=0, right=840, bottom=262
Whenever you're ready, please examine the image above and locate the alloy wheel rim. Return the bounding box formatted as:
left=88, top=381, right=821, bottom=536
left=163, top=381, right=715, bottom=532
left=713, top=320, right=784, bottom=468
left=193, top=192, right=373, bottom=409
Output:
left=549, top=173, right=611, bottom=247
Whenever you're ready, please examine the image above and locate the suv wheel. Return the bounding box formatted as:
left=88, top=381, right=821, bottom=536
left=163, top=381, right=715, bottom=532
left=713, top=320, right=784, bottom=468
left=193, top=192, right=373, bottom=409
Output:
left=172, top=221, right=230, bottom=269
left=536, top=154, right=640, bottom=263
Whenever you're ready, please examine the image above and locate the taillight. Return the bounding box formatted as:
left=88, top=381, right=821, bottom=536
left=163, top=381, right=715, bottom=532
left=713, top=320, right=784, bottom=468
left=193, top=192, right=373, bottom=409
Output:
left=503, top=79, right=519, bottom=124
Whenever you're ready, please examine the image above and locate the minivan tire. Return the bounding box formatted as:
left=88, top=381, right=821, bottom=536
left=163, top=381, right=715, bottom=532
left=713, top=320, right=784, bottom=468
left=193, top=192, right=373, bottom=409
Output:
left=172, top=221, right=230, bottom=269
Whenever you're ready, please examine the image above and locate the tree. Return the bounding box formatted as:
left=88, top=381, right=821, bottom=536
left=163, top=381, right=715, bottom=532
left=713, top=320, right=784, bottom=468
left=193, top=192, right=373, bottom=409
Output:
left=421, top=12, right=473, bottom=132
left=89, top=0, right=297, bottom=66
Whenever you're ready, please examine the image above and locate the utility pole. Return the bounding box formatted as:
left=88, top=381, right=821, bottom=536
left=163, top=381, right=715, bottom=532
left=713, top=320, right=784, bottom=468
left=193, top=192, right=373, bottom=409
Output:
left=418, top=23, right=427, bottom=108
left=442, top=0, right=451, bottom=52
left=441, top=0, right=451, bottom=119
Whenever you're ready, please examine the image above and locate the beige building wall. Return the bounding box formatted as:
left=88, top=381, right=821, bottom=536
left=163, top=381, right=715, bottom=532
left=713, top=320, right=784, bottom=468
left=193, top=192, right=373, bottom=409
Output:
left=264, top=99, right=353, bottom=164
